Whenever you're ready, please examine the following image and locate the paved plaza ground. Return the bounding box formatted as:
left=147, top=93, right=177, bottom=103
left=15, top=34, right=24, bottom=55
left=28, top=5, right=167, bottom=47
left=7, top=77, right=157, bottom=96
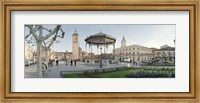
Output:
left=25, top=61, right=129, bottom=78
left=25, top=61, right=175, bottom=78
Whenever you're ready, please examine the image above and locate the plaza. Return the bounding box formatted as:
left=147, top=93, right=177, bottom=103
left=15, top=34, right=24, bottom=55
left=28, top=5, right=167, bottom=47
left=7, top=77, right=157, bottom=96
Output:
left=25, top=61, right=175, bottom=78
left=24, top=24, right=175, bottom=78
left=25, top=61, right=129, bottom=78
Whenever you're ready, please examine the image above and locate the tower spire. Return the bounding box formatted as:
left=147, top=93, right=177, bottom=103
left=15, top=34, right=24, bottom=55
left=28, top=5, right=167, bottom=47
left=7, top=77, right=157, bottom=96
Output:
left=121, top=34, right=126, bottom=47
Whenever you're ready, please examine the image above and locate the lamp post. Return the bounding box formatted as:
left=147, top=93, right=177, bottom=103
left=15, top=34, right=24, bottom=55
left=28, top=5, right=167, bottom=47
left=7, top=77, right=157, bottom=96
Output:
left=65, top=50, right=67, bottom=65
left=100, top=47, right=102, bottom=68
left=120, top=50, right=121, bottom=62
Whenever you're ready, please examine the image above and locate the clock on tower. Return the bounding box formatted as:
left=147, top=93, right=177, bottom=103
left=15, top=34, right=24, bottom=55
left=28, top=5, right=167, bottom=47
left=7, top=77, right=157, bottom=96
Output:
left=73, top=36, right=77, bottom=42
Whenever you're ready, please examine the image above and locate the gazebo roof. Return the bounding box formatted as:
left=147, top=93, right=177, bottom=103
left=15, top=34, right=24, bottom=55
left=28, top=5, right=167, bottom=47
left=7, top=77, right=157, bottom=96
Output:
left=85, top=32, right=116, bottom=45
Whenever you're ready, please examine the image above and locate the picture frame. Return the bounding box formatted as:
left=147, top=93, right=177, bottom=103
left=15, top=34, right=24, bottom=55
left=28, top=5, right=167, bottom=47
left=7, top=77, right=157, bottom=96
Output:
left=0, top=0, right=199, bottom=102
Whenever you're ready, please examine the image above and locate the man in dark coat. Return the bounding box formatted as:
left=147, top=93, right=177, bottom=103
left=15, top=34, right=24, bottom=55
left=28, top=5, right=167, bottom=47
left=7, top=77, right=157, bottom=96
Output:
left=74, top=60, right=76, bottom=66
left=56, top=60, right=59, bottom=66
left=71, top=60, right=73, bottom=66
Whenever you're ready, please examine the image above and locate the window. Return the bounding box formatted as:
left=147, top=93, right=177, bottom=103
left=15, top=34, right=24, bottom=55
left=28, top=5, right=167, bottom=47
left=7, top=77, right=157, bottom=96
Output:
left=95, top=60, right=99, bottom=63
left=168, top=52, right=171, bottom=56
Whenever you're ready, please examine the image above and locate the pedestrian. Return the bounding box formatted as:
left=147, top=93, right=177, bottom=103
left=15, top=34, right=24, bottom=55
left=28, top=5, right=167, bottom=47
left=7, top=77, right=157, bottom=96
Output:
left=56, top=60, right=59, bottom=66
left=133, top=61, right=135, bottom=65
left=71, top=60, right=73, bottom=66
left=74, top=60, right=76, bottom=66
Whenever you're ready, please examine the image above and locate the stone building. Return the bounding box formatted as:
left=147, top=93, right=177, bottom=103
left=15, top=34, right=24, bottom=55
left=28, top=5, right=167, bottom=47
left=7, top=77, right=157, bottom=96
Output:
left=115, top=44, right=153, bottom=63
left=114, top=36, right=175, bottom=64
left=115, top=36, right=153, bottom=63
left=154, top=44, right=175, bottom=63
left=25, top=41, right=36, bottom=65
left=49, top=30, right=82, bottom=61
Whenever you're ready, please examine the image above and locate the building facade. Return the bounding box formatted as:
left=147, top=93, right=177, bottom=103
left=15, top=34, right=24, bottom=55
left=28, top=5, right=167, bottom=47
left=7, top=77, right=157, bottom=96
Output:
left=25, top=41, right=36, bottom=65
left=154, top=45, right=175, bottom=63
left=115, top=44, right=153, bottom=63
left=115, top=37, right=175, bottom=64
left=49, top=30, right=83, bottom=61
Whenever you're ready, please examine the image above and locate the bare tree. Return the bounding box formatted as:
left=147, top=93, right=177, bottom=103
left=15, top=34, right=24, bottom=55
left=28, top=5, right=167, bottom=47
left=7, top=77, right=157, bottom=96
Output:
left=25, top=25, right=65, bottom=78
left=42, top=27, right=64, bottom=70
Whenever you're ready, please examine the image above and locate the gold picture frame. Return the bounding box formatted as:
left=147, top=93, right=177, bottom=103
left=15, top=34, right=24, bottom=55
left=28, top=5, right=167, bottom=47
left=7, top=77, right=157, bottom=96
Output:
left=0, top=0, right=199, bottom=102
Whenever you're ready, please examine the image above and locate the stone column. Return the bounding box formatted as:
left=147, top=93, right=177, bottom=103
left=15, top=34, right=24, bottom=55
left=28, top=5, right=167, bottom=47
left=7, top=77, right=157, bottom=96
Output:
left=97, top=45, right=99, bottom=55
left=104, top=44, right=105, bottom=54
left=91, top=43, right=93, bottom=65
left=89, top=44, right=91, bottom=64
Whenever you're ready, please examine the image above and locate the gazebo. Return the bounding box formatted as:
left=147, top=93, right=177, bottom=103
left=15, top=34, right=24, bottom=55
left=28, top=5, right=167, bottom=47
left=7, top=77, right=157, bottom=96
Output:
left=84, top=31, right=116, bottom=67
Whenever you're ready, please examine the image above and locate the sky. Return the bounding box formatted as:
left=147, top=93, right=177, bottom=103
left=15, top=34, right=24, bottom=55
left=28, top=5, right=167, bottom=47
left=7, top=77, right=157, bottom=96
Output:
left=24, top=24, right=175, bottom=54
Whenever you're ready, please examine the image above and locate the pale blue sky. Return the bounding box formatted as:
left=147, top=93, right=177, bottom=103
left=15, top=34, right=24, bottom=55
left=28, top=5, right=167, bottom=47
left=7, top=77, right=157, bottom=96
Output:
left=25, top=24, right=175, bottom=53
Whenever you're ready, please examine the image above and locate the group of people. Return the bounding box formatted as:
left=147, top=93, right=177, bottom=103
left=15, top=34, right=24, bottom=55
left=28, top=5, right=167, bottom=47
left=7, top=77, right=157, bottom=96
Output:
left=132, top=61, right=138, bottom=66
left=66, top=60, right=77, bottom=66
left=48, top=59, right=54, bottom=67
left=48, top=59, right=77, bottom=67
left=48, top=59, right=60, bottom=66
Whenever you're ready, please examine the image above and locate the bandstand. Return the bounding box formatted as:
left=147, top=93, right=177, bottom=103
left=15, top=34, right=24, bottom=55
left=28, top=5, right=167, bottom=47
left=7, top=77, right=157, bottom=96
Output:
left=84, top=31, right=116, bottom=67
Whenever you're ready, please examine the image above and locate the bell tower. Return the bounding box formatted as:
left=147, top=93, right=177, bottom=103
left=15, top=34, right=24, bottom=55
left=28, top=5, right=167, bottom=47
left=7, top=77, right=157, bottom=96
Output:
left=72, top=29, right=79, bottom=60
left=121, top=35, right=126, bottom=47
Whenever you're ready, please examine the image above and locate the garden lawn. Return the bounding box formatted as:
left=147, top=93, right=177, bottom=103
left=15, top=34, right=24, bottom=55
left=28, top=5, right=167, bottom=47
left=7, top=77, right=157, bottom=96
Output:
left=63, top=68, right=175, bottom=78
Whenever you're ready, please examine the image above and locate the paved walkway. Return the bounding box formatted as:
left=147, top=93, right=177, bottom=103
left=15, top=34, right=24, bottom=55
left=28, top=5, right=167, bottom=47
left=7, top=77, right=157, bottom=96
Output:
left=25, top=61, right=175, bottom=78
left=24, top=64, right=38, bottom=78
left=25, top=61, right=130, bottom=78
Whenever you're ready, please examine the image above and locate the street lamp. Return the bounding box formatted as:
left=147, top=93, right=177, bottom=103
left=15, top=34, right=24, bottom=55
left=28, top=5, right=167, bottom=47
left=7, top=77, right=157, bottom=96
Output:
left=120, top=50, right=121, bottom=62
left=100, top=47, right=102, bottom=68
left=65, top=50, right=67, bottom=65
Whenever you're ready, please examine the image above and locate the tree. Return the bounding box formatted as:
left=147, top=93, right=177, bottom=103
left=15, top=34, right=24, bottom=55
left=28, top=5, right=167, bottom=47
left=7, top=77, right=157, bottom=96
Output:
left=25, top=25, right=65, bottom=78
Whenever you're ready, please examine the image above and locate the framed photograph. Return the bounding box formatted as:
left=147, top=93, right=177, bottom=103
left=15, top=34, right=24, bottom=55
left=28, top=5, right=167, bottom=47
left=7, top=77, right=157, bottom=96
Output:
left=1, top=0, right=199, bottom=102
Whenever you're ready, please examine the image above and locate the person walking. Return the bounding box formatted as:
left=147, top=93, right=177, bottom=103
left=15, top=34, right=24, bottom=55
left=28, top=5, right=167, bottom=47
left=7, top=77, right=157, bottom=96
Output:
left=74, top=60, right=76, bottom=66
left=55, top=60, right=58, bottom=66
left=133, top=61, right=135, bottom=65
left=71, top=60, right=73, bottom=66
